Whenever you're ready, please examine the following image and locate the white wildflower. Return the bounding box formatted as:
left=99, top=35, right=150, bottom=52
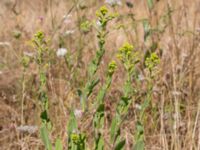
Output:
left=16, top=125, right=38, bottom=134
left=74, top=109, right=83, bottom=118
left=23, top=51, right=35, bottom=57
left=56, top=48, right=67, bottom=57
left=63, top=14, right=72, bottom=24
left=64, top=30, right=75, bottom=35
left=105, top=0, right=122, bottom=6
left=135, top=103, right=141, bottom=110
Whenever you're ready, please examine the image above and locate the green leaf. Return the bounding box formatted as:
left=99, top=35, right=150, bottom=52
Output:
left=67, top=110, right=78, bottom=150
left=142, top=19, right=151, bottom=41
left=67, top=110, right=78, bottom=134
left=55, top=138, right=63, bottom=150
left=147, top=0, right=153, bottom=10
left=97, top=103, right=104, bottom=112
left=110, top=116, right=118, bottom=141
left=94, top=104, right=104, bottom=129
left=110, top=115, right=121, bottom=142
left=86, top=78, right=100, bottom=97
left=40, top=110, right=50, bottom=123
left=140, top=98, right=150, bottom=120
left=115, top=139, right=126, bottom=150
left=135, top=121, right=144, bottom=140
left=134, top=141, right=144, bottom=150
left=134, top=121, right=144, bottom=150
left=150, top=42, right=158, bottom=52
left=96, top=88, right=106, bottom=104
left=77, top=89, right=82, bottom=98
left=40, top=125, right=52, bottom=150
left=95, top=135, right=104, bottom=150
left=81, top=78, right=100, bottom=111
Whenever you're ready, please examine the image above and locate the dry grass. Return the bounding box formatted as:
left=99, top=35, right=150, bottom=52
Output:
left=0, top=0, right=200, bottom=149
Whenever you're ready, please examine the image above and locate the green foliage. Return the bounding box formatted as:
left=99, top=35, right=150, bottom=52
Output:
left=134, top=51, right=160, bottom=149
left=32, top=31, right=62, bottom=150
left=96, top=6, right=118, bottom=30
left=70, top=133, right=86, bottom=150
left=142, top=19, right=151, bottom=41
left=40, top=123, right=63, bottom=150
left=110, top=42, right=139, bottom=149
left=40, top=124, right=52, bottom=150
left=24, top=6, right=161, bottom=150
left=108, top=60, right=117, bottom=76
left=13, top=30, right=22, bottom=39
left=21, top=56, right=30, bottom=68
left=32, top=31, right=50, bottom=124
left=145, top=52, right=160, bottom=72
left=80, top=6, right=116, bottom=111
left=117, top=42, right=139, bottom=75
left=147, top=0, right=154, bottom=10
left=32, top=31, right=50, bottom=125
left=93, top=60, right=117, bottom=150
left=55, top=138, right=63, bottom=150
left=67, top=110, right=78, bottom=135
left=67, top=110, right=86, bottom=150
left=80, top=20, right=91, bottom=33
left=134, top=121, right=144, bottom=150
left=114, top=139, right=126, bottom=150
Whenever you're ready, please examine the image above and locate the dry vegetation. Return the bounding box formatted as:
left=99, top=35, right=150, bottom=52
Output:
left=0, top=0, right=200, bottom=149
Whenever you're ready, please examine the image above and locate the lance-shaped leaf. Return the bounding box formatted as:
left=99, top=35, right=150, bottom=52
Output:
left=55, top=138, right=63, bottom=150
left=40, top=124, right=52, bottom=150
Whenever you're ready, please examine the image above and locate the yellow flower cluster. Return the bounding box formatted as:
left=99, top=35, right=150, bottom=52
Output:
left=108, top=60, right=117, bottom=75
left=145, top=52, right=160, bottom=71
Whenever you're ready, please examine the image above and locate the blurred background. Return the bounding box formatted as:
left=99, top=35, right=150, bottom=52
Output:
left=0, top=0, right=200, bottom=149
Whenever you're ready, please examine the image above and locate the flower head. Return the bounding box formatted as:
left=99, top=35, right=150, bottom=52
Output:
left=105, top=0, right=122, bottom=6
left=108, top=60, right=117, bottom=75
left=71, top=133, right=79, bottom=144
left=117, top=42, right=134, bottom=62
left=80, top=20, right=91, bottom=33
left=21, top=56, right=30, bottom=68
left=74, top=109, right=83, bottom=118
left=117, top=42, right=140, bottom=73
left=34, top=31, right=45, bottom=42
left=56, top=48, right=67, bottom=57
left=96, top=6, right=109, bottom=18
left=145, top=52, right=160, bottom=71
